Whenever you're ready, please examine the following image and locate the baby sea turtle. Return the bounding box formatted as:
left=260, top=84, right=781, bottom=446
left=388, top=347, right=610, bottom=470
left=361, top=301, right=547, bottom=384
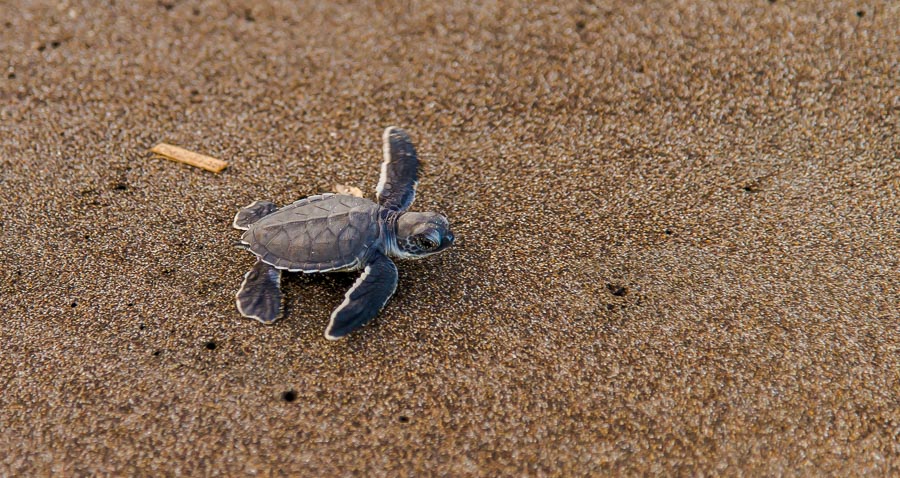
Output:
left=232, top=127, right=455, bottom=340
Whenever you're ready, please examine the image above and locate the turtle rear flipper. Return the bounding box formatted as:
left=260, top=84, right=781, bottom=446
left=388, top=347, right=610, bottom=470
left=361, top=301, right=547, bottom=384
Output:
left=233, top=200, right=278, bottom=230
left=236, top=260, right=283, bottom=324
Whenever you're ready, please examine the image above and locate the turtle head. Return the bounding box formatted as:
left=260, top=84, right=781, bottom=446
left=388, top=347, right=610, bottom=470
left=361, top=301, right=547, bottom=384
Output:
left=394, top=212, right=455, bottom=258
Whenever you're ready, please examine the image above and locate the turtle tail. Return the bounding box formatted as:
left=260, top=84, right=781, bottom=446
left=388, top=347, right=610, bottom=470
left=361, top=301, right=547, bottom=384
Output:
left=232, top=200, right=278, bottom=230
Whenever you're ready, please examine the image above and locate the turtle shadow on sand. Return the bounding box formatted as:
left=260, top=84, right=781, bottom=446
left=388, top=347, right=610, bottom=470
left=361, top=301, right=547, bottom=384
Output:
left=276, top=273, right=355, bottom=323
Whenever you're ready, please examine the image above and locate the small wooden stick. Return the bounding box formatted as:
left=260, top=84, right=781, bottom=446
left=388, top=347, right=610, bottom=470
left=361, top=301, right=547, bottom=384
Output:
left=150, top=143, right=228, bottom=173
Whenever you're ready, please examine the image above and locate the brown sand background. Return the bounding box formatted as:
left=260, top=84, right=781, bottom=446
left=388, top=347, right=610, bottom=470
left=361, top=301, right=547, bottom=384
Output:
left=1, top=0, right=898, bottom=475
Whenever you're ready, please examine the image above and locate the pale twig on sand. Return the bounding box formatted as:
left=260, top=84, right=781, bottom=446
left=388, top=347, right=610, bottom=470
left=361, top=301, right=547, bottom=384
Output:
left=150, top=143, right=228, bottom=173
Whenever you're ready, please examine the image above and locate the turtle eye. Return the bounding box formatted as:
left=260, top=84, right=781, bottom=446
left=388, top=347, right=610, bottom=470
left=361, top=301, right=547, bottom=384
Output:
left=412, top=235, right=437, bottom=251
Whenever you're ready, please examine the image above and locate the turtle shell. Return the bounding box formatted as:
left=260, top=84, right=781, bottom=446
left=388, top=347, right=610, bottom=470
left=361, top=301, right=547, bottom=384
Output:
left=240, top=194, right=382, bottom=272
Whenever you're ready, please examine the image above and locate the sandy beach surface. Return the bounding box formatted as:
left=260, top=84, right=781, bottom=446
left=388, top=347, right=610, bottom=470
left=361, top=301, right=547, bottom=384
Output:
left=1, top=0, right=898, bottom=475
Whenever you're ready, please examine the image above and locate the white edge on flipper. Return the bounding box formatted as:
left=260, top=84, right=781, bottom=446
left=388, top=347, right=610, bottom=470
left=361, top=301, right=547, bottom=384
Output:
left=409, top=179, right=418, bottom=209
left=235, top=267, right=283, bottom=325
left=325, top=265, right=371, bottom=340
left=323, top=265, right=398, bottom=340
left=232, top=200, right=266, bottom=231
left=375, top=126, right=397, bottom=199
left=376, top=126, right=418, bottom=210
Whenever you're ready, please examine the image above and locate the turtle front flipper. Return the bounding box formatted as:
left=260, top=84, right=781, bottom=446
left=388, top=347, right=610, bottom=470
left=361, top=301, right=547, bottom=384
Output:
left=233, top=200, right=278, bottom=230
left=325, top=252, right=398, bottom=340
left=376, top=127, right=420, bottom=211
left=236, top=260, right=283, bottom=324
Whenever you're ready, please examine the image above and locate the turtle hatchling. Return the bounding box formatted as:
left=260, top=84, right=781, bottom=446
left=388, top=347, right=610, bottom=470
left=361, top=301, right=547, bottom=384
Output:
left=232, top=127, right=455, bottom=340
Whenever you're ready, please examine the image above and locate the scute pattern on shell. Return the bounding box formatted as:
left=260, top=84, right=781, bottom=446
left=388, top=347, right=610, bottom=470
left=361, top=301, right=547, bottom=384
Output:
left=240, top=194, right=382, bottom=272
